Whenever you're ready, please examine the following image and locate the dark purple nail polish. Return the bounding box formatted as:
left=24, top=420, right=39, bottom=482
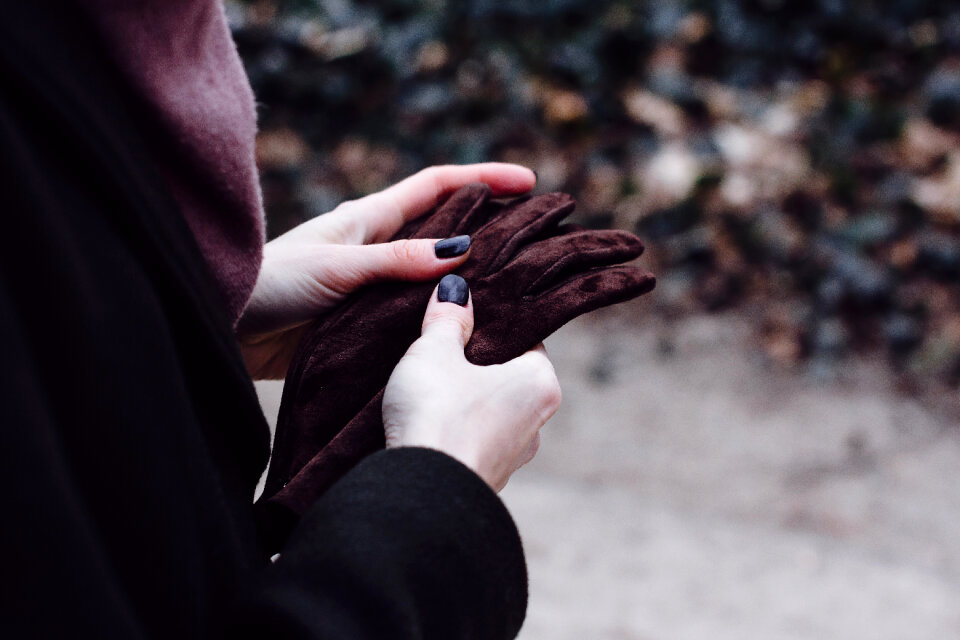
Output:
left=434, top=235, right=471, bottom=259
left=438, top=274, right=469, bottom=306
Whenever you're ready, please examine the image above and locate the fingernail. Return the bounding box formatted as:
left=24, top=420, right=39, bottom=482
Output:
left=532, top=169, right=539, bottom=182
left=438, top=274, right=469, bottom=306
left=434, top=235, right=471, bottom=258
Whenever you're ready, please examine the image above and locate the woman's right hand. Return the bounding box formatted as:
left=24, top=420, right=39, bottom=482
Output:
left=382, top=275, right=562, bottom=492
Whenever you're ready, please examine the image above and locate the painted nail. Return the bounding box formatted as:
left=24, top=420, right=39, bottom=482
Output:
left=437, top=274, right=469, bottom=306
left=434, top=235, right=471, bottom=258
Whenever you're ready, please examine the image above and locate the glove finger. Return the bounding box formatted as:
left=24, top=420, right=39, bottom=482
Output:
left=532, top=265, right=656, bottom=321
left=518, top=221, right=588, bottom=245
left=496, top=229, right=645, bottom=296
left=474, top=193, right=576, bottom=273
left=453, top=198, right=509, bottom=235
left=465, top=266, right=655, bottom=366
left=394, top=183, right=492, bottom=241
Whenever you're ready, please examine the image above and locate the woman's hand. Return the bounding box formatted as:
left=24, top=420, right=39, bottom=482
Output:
left=237, top=164, right=536, bottom=379
left=383, top=275, right=561, bottom=491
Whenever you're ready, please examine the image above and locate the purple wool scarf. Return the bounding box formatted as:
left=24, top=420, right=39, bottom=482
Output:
left=77, top=0, right=265, bottom=324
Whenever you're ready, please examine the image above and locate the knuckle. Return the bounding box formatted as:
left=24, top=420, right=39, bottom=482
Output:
left=526, top=364, right=561, bottom=413
left=540, top=376, right=563, bottom=414
left=332, top=199, right=360, bottom=216
left=444, top=315, right=472, bottom=339
left=328, top=202, right=365, bottom=241
left=420, top=165, right=452, bottom=179
left=424, top=311, right=470, bottom=340
left=420, top=166, right=453, bottom=199
left=389, top=239, right=424, bottom=263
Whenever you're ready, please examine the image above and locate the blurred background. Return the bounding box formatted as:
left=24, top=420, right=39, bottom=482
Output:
left=236, top=1, right=960, bottom=637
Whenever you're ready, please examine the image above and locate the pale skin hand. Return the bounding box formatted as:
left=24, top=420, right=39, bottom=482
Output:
left=383, top=285, right=562, bottom=492
left=236, top=163, right=537, bottom=379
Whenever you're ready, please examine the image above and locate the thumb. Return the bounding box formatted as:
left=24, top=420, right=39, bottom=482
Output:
left=420, top=274, right=474, bottom=349
left=342, top=236, right=471, bottom=288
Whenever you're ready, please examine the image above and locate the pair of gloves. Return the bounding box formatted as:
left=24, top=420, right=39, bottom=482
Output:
left=256, top=184, right=655, bottom=544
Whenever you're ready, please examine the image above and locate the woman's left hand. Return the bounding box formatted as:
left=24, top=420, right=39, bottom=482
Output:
left=237, top=163, right=536, bottom=379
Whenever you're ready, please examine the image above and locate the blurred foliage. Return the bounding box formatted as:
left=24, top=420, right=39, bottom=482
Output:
left=231, top=0, right=960, bottom=392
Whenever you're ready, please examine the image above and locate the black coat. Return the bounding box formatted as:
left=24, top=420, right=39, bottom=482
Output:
left=0, top=2, right=527, bottom=637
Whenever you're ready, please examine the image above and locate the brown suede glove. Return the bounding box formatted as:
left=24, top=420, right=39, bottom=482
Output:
left=258, top=185, right=655, bottom=532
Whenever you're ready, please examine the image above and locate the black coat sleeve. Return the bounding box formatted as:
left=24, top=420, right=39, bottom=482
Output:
left=242, top=448, right=528, bottom=639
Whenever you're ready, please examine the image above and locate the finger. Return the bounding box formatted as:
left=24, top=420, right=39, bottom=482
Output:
left=328, top=237, right=472, bottom=291
left=420, top=275, right=475, bottom=349
left=355, top=164, right=537, bottom=243
left=497, top=229, right=645, bottom=295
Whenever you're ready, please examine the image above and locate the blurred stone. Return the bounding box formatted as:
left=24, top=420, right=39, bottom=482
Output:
left=639, top=143, right=700, bottom=208
left=908, top=334, right=960, bottom=378
left=636, top=199, right=701, bottom=240
left=223, top=0, right=247, bottom=30
left=713, top=123, right=765, bottom=166
left=884, top=312, right=924, bottom=356
left=549, top=41, right=601, bottom=86
left=542, top=87, right=590, bottom=125
left=581, top=161, right=624, bottom=213
left=782, top=191, right=823, bottom=232
left=399, top=82, right=454, bottom=116
left=456, top=59, right=486, bottom=93
left=762, top=101, right=800, bottom=137
left=255, top=128, right=310, bottom=170
left=807, top=316, right=848, bottom=379
left=909, top=20, right=939, bottom=48
left=663, top=226, right=714, bottom=265
left=588, top=347, right=617, bottom=385
left=300, top=183, right=343, bottom=219
left=874, top=171, right=911, bottom=206
left=696, top=272, right=742, bottom=310
left=332, top=139, right=402, bottom=194
left=912, top=152, right=960, bottom=223
left=621, top=87, right=685, bottom=137
left=816, top=277, right=846, bottom=312
left=755, top=208, right=804, bottom=263
left=679, top=12, right=712, bottom=44
left=834, top=210, right=898, bottom=249
left=807, top=352, right=840, bottom=382
left=719, top=172, right=757, bottom=210
left=248, top=0, right=278, bottom=27
left=888, top=239, right=919, bottom=270
left=917, top=231, right=960, bottom=279
left=416, top=41, right=449, bottom=72
left=900, top=118, right=955, bottom=172
left=923, top=65, right=960, bottom=130
left=830, top=252, right=893, bottom=305
left=310, top=25, right=375, bottom=60
left=764, top=330, right=803, bottom=367
left=653, top=268, right=699, bottom=312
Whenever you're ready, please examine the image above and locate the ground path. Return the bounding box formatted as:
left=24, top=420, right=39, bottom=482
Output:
left=256, top=312, right=960, bottom=639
